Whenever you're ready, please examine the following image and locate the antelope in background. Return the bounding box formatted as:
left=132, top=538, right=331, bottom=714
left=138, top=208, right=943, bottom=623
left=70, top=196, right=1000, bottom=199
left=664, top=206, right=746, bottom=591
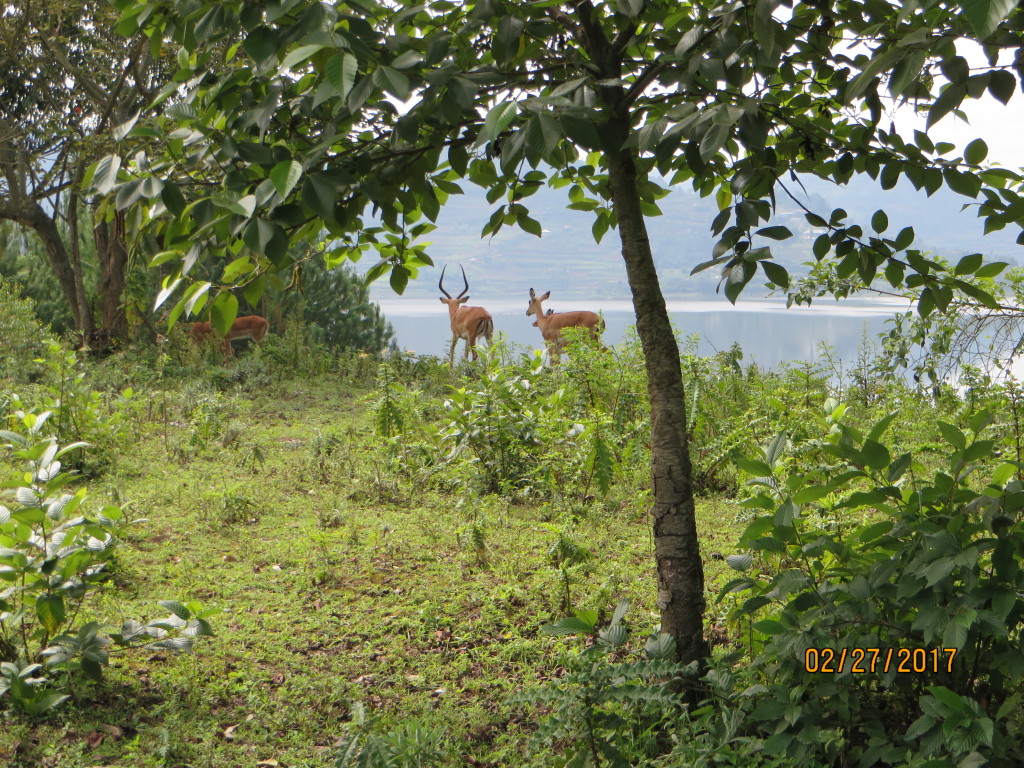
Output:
left=439, top=265, right=494, bottom=364
left=526, top=289, right=604, bottom=364
left=191, top=315, right=269, bottom=358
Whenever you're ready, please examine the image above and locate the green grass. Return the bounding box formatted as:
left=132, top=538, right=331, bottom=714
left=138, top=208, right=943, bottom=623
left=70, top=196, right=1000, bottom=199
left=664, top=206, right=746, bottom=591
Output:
left=0, top=377, right=743, bottom=768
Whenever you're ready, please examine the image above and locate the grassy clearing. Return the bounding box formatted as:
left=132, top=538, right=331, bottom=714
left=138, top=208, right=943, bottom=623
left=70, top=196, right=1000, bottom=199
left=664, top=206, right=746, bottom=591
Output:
left=1, top=376, right=742, bottom=768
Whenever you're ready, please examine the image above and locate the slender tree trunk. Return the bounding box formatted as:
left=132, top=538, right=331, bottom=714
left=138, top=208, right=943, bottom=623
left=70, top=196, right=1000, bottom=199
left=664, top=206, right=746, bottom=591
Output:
left=605, top=121, right=709, bottom=669
left=93, top=210, right=130, bottom=341
left=4, top=201, right=94, bottom=335
left=66, top=189, right=93, bottom=341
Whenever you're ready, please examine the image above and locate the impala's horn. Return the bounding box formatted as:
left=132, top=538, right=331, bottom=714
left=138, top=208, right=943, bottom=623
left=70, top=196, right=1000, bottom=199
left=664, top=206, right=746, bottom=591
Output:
left=438, top=265, right=452, bottom=299
left=458, top=265, right=470, bottom=299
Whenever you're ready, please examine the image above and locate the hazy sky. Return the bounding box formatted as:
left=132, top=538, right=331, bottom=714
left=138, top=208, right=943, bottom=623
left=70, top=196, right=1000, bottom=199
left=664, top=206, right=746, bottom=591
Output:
left=889, top=42, right=1024, bottom=169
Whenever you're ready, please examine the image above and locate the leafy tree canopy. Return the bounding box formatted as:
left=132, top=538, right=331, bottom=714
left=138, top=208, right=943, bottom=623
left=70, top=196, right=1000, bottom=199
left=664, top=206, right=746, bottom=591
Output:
left=106, top=0, right=1024, bottom=334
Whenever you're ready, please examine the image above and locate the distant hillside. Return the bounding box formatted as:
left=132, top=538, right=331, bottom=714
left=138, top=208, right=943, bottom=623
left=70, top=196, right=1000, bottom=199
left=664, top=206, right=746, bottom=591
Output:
left=360, top=173, right=1022, bottom=302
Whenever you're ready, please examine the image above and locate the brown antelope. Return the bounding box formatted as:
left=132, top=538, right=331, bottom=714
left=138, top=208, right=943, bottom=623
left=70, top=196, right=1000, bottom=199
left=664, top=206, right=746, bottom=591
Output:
left=439, top=265, right=494, bottom=363
left=526, top=288, right=604, bottom=364
left=190, top=315, right=269, bottom=358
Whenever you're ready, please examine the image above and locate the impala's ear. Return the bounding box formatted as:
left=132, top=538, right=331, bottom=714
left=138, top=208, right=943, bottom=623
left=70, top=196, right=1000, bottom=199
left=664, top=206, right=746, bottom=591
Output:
left=439, top=297, right=446, bottom=304
left=459, top=296, right=469, bottom=304
left=541, top=291, right=551, bottom=301
left=529, top=288, right=536, bottom=299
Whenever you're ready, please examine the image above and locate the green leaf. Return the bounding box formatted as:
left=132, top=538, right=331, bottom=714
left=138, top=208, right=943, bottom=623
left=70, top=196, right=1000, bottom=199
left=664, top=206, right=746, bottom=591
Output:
left=861, top=439, right=891, bottom=470
left=871, top=209, right=888, bottom=233
left=241, top=275, right=265, bottom=308
left=374, top=66, right=410, bottom=99
left=390, top=265, right=410, bottom=294
left=326, top=53, right=358, bottom=99
left=988, top=69, right=1017, bottom=104
left=954, top=253, right=983, bottom=276
left=894, top=226, right=915, bottom=250
left=887, top=452, right=912, bottom=483
left=269, top=160, right=303, bottom=199
left=755, top=226, right=792, bottom=241
left=36, top=594, right=66, bottom=635
left=938, top=422, right=967, bottom=451
left=857, top=521, right=893, bottom=542
left=391, top=50, right=423, bottom=70
left=761, top=261, right=789, bottom=288
left=699, top=124, right=729, bottom=162
left=736, top=458, right=773, bottom=476
left=752, top=619, right=786, bottom=635
left=848, top=48, right=900, bottom=102
left=927, top=685, right=969, bottom=714
left=517, top=212, right=542, bottom=238
left=210, top=293, right=239, bottom=336
left=619, top=0, right=644, bottom=18
left=765, top=433, right=787, bottom=466
left=927, top=84, right=966, bottom=128
left=812, top=234, right=831, bottom=260
left=964, top=139, right=989, bottom=164
left=726, top=553, right=753, bottom=571
left=243, top=27, right=278, bottom=69
left=279, top=43, right=325, bottom=71
left=92, top=155, right=121, bottom=195
left=793, top=486, right=830, bottom=504
left=483, top=101, right=519, bottom=143
left=976, top=261, right=1008, bottom=278
left=961, top=0, right=1018, bottom=39
left=302, top=175, right=337, bottom=220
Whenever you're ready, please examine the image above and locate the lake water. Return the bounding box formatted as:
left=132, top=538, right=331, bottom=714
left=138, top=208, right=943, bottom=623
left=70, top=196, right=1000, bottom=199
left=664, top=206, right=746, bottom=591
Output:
left=378, top=297, right=912, bottom=369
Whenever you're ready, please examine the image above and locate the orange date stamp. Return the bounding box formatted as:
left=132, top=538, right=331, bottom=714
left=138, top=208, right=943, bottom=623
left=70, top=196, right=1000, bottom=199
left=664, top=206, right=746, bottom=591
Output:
left=804, top=647, right=958, bottom=674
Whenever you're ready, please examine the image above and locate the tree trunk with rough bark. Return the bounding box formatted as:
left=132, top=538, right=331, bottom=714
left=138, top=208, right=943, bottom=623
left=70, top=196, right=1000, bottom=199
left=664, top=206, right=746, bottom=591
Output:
left=6, top=201, right=94, bottom=336
left=93, top=210, right=130, bottom=342
left=605, top=118, right=709, bottom=669
left=571, top=5, right=709, bottom=669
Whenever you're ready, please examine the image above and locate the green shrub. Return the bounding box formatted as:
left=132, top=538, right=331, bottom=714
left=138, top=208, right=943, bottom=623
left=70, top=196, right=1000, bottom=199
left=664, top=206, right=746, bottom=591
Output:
left=718, top=408, right=1024, bottom=766
left=0, top=276, right=49, bottom=383
left=6, top=341, right=139, bottom=473
left=518, top=601, right=696, bottom=767
left=0, top=426, right=217, bottom=714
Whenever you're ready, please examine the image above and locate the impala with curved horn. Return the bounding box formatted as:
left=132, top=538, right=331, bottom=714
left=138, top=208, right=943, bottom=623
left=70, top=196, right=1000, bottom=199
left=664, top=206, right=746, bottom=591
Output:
left=526, top=289, right=604, bottom=364
left=191, top=315, right=269, bottom=358
left=439, top=265, right=494, bottom=363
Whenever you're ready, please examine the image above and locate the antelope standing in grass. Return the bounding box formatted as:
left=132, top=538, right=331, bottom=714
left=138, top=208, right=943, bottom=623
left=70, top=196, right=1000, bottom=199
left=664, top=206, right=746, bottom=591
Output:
left=526, top=288, right=604, bottom=364
left=191, top=315, right=269, bottom=358
left=439, top=265, right=494, bottom=364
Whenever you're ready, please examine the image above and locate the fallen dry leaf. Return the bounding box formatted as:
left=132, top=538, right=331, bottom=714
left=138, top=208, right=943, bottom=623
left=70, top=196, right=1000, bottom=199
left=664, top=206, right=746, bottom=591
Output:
left=256, top=760, right=280, bottom=767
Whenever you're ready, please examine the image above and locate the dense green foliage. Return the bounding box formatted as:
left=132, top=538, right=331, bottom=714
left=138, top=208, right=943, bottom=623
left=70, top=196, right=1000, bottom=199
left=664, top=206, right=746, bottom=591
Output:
left=0, top=228, right=77, bottom=336
left=3, top=321, right=1024, bottom=764
left=269, top=257, right=396, bottom=353
left=0, top=276, right=51, bottom=382
left=0, top=426, right=216, bottom=716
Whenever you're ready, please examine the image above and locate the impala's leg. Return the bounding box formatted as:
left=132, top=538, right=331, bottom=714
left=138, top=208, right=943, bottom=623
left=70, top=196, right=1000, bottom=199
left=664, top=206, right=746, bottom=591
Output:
left=448, top=336, right=458, bottom=366
left=466, top=334, right=476, bottom=361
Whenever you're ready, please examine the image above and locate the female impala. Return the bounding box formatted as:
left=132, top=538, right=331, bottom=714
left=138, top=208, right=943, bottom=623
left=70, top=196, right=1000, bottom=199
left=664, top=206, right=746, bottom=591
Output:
left=190, top=315, right=269, bottom=358
left=439, top=265, right=493, bottom=363
left=526, top=288, right=604, bottom=364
